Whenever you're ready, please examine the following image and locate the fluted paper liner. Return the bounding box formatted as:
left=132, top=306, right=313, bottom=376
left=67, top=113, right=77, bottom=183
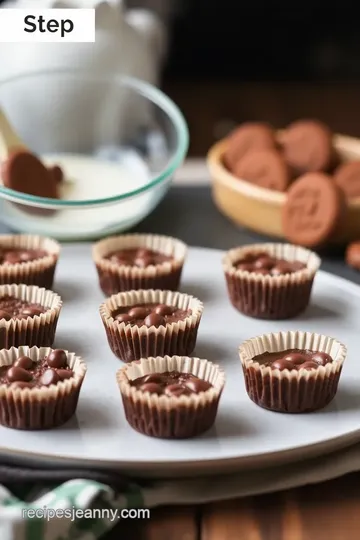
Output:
left=117, top=355, right=225, bottom=438
left=93, top=234, right=187, bottom=295
left=223, top=243, right=321, bottom=319
left=100, top=289, right=203, bottom=362
left=0, top=234, right=60, bottom=288
left=0, top=284, right=62, bottom=348
left=239, top=330, right=347, bottom=413
left=0, top=345, right=87, bottom=430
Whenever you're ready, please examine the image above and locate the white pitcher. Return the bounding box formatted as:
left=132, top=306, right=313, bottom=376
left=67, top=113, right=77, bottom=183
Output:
left=0, top=0, right=166, bottom=152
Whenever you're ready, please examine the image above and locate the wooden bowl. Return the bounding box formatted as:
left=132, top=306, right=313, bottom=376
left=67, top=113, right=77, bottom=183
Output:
left=207, top=134, right=360, bottom=244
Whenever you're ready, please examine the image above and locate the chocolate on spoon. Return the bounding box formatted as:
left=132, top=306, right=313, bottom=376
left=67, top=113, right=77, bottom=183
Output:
left=2, top=149, right=60, bottom=199
left=0, top=107, right=63, bottom=199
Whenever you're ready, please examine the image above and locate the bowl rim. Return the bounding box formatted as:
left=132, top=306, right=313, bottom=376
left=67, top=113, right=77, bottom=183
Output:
left=0, top=69, right=189, bottom=208
left=207, top=134, right=360, bottom=208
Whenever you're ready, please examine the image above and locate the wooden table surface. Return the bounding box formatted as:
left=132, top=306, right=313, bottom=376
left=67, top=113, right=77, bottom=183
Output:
left=109, top=471, right=360, bottom=539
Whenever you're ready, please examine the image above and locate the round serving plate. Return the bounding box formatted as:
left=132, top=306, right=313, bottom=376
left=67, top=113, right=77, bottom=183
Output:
left=1, top=244, right=360, bottom=478
left=207, top=133, right=360, bottom=244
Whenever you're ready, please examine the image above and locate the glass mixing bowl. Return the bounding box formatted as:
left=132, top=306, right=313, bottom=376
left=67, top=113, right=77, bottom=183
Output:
left=0, top=70, right=189, bottom=241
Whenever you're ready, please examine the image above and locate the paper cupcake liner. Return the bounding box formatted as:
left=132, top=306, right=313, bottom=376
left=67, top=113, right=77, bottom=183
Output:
left=223, top=243, right=321, bottom=319
left=239, top=330, right=346, bottom=413
left=0, top=284, right=62, bottom=348
left=100, top=290, right=203, bottom=362
left=0, top=235, right=60, bottom=289
left=0, top=345, right=87, bottom=430
left=93, top=234, right=187, bottom=296
left=117, top=355, right=225, bottom=438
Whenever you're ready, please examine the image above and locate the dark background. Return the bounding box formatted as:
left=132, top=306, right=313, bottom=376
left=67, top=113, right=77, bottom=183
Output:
left=3, top=0, right=360, bottom=155
left=160, top=1, right=360, bottom=155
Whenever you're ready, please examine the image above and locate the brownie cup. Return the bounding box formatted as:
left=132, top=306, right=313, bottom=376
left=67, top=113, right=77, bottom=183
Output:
left=100, top=289, right=203, bottom=362
left=239, top=330, right=346, bottom=413
left=0, top=346, right=87, bottom=429
left=0, top=234, right=60, bottom=288
left=117, top=355, right=225, bottom=438
left=0, top=284, right=62, bottom=348
left=93, top=234, right=187, bottom=296
left=223, top=243, right=321, bottom=319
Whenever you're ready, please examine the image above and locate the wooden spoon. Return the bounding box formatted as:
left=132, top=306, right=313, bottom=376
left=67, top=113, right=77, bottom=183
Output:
left=0, top=107, right=62, bottom=198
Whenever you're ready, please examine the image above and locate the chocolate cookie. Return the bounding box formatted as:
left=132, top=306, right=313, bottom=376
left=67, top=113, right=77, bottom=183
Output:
left=224, top=122, right=277, bottom=172
left=334, top=161, right=360, bottom=199
left=281, top=120, right=334, bottom=174
left=233, top=148, right=290, bottom=191
left=2, top=150, right=59, bottom=199
left=282, top=172, right=344, bottom=247
left=346, top=241, right=360, bottom=270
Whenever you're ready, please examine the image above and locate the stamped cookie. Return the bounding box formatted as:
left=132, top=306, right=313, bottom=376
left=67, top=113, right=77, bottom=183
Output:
left=233, top=148, right=290, bottom=191
left=224, top=122, right=277, bottom=172
left=281, top=120, right=334, bottom=174
left=2, top=150, right=60, bottom=199
left=334, top=161, right=360, bottom=199
left=282, top=172, right=344, bottom=247
left=346, top=241, right=360, bottom=270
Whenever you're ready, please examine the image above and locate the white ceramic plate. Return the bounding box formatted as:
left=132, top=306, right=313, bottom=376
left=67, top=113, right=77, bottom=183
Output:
left=1, top=244, right=360, bottom=478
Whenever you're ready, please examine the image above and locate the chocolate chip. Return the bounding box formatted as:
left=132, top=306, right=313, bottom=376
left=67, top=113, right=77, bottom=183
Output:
left=142, top=374, right=165, bottom=384
left=7, top=366, right=32, bottom=382
left=271, top=262, right=294, bottom=276
left=185, top=378, right=212, bottom=393
left=300, top=361, right=319, bottom=370
left=283, top=353, right=306, bottom=365
left=57, top=369, right=74, bottom=380
left=115, top=313, right=133, bottom=324
left=144, top=313, right=166, bottom=328
left=165, top=384, right=191, bottom=397
left=14, top=356, right=33, bottom=370
left=40, top=369, right=60, bottom=386
left=18, top=251, right=36, bottom=263
left=0, top=309, right=12, bottom=320
left=271, top=359, right=296, bottom=371
left=154, top=304, right=174, bottom=316
left=21, top=307, right=44, bottom=317
left=47, top=349, right=67, bottom=369
left=128, top=306, right=149, bottom=319
left=311, top=352, right=332, bottom=366
left=140, top=382, right=162, bottom=394
left=134, top=255, right=153, bottom=268
left=253, top=256, right=274, bottom=270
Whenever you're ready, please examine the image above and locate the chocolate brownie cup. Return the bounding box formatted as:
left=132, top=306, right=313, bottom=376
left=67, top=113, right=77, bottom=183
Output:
left=100, top=289, right=203, bottom=362
left=93, top=234, right=187, bottom=296
left=223, top=243, right=320, bottom=319
left=224, top=122, right=277, bottom=172
left=0, top=346, right=87, bottom=429
left=239, top=330, right=346, bottom=413
left=0, top=234, right=60, bottom=288
left=117, top=355, right=225, bottom=438
left=0, top=284, right=62, bottom=348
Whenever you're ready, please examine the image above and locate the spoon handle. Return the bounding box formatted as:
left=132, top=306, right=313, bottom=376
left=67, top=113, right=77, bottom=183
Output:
left=0, top=108, right=27, bottom=161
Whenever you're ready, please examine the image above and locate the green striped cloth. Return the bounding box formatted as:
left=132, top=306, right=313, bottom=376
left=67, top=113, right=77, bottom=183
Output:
left=0, top=479, right=145, bottom=540
left=1, top=439, right=360, bottom=540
